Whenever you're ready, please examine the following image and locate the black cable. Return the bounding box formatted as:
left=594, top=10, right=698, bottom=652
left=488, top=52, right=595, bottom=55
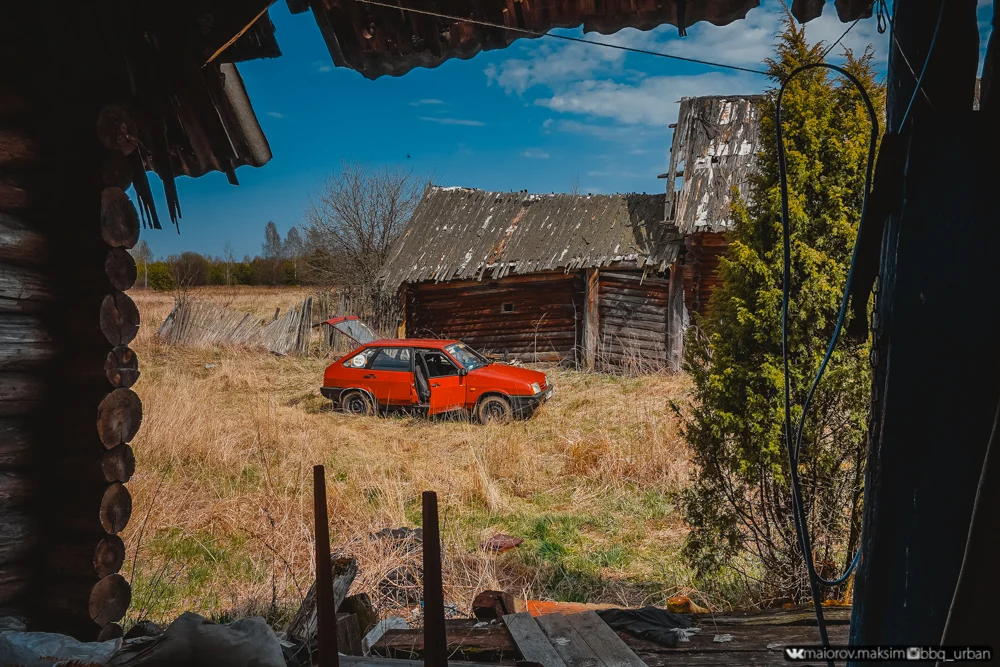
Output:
left=777, top=62, right=879, bottom=661
left=348, top=0, right=770, bottom=76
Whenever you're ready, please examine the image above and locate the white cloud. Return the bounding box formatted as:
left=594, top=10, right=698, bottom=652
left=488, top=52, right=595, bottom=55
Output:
left=537, top=72, right=757, bottom=126
left=521, top=148, right=550, bottom=159
left=411, top=99, right=445, bottom=106
left=317, top=64, right=333, bottom=73
left=419, top=117, right=486, bottom=126
left=266, top=111, right=284, bottom=119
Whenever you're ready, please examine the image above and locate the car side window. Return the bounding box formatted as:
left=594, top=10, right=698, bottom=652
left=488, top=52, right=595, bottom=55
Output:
left=418, top=350, right=459, bottom=378
left=369, top=347, right=412, bottom=372
left=344, top=348, right=377, bottom=368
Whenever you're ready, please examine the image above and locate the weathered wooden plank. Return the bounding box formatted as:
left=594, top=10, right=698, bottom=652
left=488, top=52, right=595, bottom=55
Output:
left=340, top=657, right=505, bottom=667
left=286, top=555, right=358, bottom=643
left=0, top=213, right=45, bottom=264
left=565, top=612, right=645, bottom=667
left=503, top=612, right=569, bottom=667
left=536, top=613, right=604, bottom=667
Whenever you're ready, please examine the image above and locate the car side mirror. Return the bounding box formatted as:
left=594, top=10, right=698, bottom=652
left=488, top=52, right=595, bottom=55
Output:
left=458, top=368, right=468, bottom=377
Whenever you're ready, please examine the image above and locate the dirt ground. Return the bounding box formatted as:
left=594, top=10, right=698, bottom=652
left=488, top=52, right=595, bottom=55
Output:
left=123, top=286, right=700, bottom=629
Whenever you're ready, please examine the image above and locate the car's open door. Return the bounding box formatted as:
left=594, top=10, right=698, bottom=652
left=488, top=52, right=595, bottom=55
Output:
left=323, top=315, right=378, bottom=346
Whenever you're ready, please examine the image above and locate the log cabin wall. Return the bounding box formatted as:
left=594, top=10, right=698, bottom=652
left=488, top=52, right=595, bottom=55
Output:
left=596, top=271, right=669, bottom=371
left=405, top=272, right=584, bottom=364
left=1, top=4, right=135, bottom=639
left=682, top=232, right=728, bottom=321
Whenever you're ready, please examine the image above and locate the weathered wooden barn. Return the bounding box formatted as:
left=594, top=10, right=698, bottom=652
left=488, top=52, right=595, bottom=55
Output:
left=379, top=188, right=683, bottom=370
left=662, top=94, right=761, bottom=320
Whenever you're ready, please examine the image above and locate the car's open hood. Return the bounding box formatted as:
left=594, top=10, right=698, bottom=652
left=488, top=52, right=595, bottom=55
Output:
left=323, top=315, right=377, bottom=345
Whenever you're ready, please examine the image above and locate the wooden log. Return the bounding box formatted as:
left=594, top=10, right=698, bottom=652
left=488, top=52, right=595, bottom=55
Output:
left=340, top=593, right=377, bottom=636
left=89, top=573, right=130, bottom=626
left=0, top=180, right=29, bottom=212
left=99, top=291, right=139, bottom=346
left=97, top=622, right=123, bottom=641
left=373, top=623, right=517, bottom=662
left=286, top=554, right=358, bottom=643
left=0, top=372, right=45, bottom=414
left=102, top=444, right=135, bottom=483
left=0, top=128, right=38, bottom=167
left=0, top=264, right=51, bottom=313
left=96, top=107, right=137, bottom=156
left=101, top=151, right=132, bottom=190
left=94, top=534, right=126, bottom=578
left=0, top=213, right=45, bottom=264
left=96, top=388, right=141, bottom=448
left=0, top=312, right=55, bottom=369
left=99, top=188, right=139, bottom=249
left=0, top=509, right=37, bottom=563
left=105, top=247, right=136, bottom=291
left=99, top=482, right=132, bottom=534
left=0, top=564, right=29, bottom=607
left=104, top=346, right=139, bottom=388
left=0, top=418, right=34, bottom=468
left=0, top=470, right=34, bottom=508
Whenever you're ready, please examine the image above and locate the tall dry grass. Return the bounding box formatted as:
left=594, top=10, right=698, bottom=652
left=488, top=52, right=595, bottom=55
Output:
left=124, top=286, right=699, bottom=627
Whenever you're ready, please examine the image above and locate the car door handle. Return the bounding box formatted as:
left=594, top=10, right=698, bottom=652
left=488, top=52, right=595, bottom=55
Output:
left=431, top=383, right=441, bottom=388
left=364, top=374, right=376, bottom=379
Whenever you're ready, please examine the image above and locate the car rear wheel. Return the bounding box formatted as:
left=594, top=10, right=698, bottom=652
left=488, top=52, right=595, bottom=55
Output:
left=477, top=395, right=513, bottom=424
left=342, top=390, right=375, bottom=416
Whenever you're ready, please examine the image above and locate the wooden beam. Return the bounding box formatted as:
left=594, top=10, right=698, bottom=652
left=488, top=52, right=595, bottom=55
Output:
left=582, top=268, right=599, bottom=371
left=502, top=612, right=569, bottom=667
left=666, top=260, right=685, bottom=371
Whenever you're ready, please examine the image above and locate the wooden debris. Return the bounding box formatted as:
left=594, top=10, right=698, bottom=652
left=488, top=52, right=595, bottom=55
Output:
left=372, top=620, right=517, bottom=662
left=286, top=554, right=358, bottom=644
left=341, top=593, right=378, bottom=636
left=472, top=590, right=516, bottom=620
left=503, top=612, right=569, bottom=667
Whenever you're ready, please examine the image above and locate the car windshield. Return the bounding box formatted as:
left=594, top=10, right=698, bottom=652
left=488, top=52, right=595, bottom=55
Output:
left=444, top=342, right=490, bottom=371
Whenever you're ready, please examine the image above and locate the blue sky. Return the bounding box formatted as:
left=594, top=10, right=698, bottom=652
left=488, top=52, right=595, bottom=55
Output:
left=139, top=1, right=993, bottom=259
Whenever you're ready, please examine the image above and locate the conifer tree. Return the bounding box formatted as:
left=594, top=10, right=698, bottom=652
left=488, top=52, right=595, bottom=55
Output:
left=680, top=17, right=885, bottom=604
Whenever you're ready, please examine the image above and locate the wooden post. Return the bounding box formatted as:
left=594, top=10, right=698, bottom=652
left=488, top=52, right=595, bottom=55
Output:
left=397, top=285, right=408, bottom=339
left=666, top=260, right=685, bottom=372
left=422, top=491, right=447, bottom=667
left=313, top=465, right=340, bottom=667
left=581, top=269, right=599, bottom=371
left=850, top=0, right=990, bottom=653
left=0, top=4, right=137, bottom=638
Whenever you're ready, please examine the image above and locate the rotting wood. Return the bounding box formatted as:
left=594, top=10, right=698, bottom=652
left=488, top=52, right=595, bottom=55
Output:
left=565, top=611, right=645, bottom=667
left=96, top=388, right=142, bottom=448
left=88, top=573, right=131, bottom=626
left=0, top=214, right=45, bottom=264
left=535, top=613, right=604, bottom=667
left=100, top=291, right=140, bottom=346
left=104, top=346, right=139, bottom=388
left=105, top=247, right=137, bottom=291
left=99, top=482, right=132, bottom=534
left=99, top=187, right=139, bottom=249
left=286, top=554, right=358, bottom=643
left=96, top=107, right=138, bottom=156
left=101, top=444, right=135, bottom=483
left=503, top=612, right=569, bottom=667
left=373, top=624, right=517, bottom=662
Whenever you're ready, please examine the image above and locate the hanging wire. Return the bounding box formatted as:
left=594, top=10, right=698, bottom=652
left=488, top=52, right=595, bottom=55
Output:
left=819, top=0, right=879, bottom=61
left=777, top=63, right=879, bottom=660
left=348, top=0, right=769, bottom=75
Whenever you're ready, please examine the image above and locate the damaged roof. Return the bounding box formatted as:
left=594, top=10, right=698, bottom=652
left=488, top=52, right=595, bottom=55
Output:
left=665, top=95, right=762, bottom=234
left=290, top=0, right=875, bottom=80
left=379, top=187, right=681, bottom=289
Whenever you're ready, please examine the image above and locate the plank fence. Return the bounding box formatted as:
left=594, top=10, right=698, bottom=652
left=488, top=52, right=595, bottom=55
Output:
left=157, top=288, right=399, bottom=357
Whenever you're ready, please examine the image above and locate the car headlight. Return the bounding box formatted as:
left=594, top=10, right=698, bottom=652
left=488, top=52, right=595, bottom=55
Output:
left=530, top=382, right=541, bottom=394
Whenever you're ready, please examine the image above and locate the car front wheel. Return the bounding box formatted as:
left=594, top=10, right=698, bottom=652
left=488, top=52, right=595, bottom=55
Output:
left=342, top=390, right=375, bottom=416
left=477, top=395, right=513, bottom=424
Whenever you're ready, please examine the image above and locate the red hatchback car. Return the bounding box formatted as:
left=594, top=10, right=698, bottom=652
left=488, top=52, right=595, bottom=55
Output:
left=319, top=318, right=553, bottom=422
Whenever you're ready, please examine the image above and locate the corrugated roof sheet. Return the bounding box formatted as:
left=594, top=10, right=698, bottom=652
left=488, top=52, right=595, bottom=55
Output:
left=293, top=0, right=873, bottom=80
left=379, top=187, right=681, bottom=288
left=665, top=95, right=762, bottom=234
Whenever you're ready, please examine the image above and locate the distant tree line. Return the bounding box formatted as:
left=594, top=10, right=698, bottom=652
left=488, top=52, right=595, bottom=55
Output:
left=130, top=161, right=424, bottom=295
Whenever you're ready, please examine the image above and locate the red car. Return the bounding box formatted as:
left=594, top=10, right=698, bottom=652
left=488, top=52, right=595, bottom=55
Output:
left=319, top=317, right=553, bottom=422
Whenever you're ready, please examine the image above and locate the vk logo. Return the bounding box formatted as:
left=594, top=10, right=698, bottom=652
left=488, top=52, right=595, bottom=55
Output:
left=786, top=648, right=806, bottom=660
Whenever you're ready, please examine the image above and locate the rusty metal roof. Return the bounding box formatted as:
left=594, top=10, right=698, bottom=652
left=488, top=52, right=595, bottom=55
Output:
left=291, top=0, right=873, bottom=80
left=379, top=187, right=681, bottom=288
left=664, top=95, right=762, bottom=234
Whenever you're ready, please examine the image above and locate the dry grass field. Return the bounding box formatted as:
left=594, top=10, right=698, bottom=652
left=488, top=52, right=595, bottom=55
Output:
left=123, top=286, right=699, bottom=629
